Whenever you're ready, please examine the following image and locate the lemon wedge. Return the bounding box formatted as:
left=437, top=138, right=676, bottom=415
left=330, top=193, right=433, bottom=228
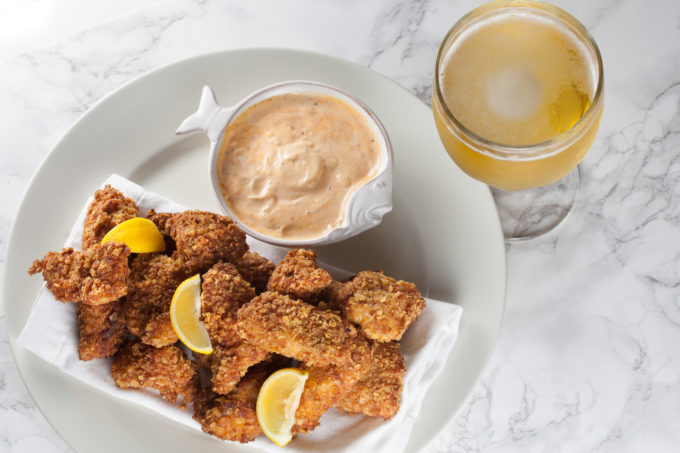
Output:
left=100, top=217, right=165, bottom=253
left=257, top=368, right=308, bottom=447
left=169, top=274, right=212, bottom=354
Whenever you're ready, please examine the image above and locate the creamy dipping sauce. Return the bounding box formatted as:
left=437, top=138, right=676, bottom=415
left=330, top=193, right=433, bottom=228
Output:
left=216, top=93, right=381, bottom=240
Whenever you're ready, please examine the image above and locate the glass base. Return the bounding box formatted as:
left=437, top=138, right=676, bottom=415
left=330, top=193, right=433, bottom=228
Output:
left=492, top=166, right=580, bottom=241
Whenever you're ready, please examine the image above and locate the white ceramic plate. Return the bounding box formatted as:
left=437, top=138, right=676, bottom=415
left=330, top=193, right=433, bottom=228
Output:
left=4, top=49, right=506, bottom=453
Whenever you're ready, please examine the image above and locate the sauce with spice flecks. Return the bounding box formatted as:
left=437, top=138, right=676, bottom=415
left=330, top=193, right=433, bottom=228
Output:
left=217, top=93, right=381, bottom=240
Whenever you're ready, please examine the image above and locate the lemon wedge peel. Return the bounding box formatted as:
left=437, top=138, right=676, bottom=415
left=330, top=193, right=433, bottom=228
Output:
left=169, top=274, right=213, bottom=355
left=100, top=217, right=165, bottom=253
left=256, top=368, right=309, bottom=447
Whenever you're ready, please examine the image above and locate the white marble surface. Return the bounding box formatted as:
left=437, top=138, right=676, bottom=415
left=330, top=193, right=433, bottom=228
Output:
left=0, top=0, right=160, bottom=62
left=1, top=0, right=679, bottom=452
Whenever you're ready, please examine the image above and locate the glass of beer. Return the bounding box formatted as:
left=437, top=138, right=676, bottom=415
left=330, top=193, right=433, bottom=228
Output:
left=433, top=0, right=604, bottom=239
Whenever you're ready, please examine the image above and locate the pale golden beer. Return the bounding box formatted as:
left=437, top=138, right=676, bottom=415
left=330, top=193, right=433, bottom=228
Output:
left=433, top=1, right=603, bottom=191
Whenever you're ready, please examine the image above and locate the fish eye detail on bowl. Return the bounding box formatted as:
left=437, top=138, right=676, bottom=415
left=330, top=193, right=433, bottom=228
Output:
left=176, top=82, right=393, bottom=247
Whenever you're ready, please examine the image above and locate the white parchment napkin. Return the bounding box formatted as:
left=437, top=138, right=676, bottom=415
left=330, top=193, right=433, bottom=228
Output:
left=18, top=174, right=462, bottom=453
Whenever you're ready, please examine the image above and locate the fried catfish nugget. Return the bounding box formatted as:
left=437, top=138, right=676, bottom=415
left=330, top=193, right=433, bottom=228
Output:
left=200, top=262, right=269, bottom=394
left=293, top=346, right=372, bottom=434
left=267, top=249, right=332, bottom=302
left=207, top=343, right=271, bottom=395
left=234, top=251, right=275, bottom=294
left=111, top=340, right=199, bottom=406
left=77, top=301, right=126, bottom=360
left=337, top=341, right=405, bottom=419
left=146, top=209, right=177, bottom=253
left=317, top=280, right=348, bottom=313
left=236, top=291, right=370, bottom=368
left=193, top=362, right=272, bottom=443
left=168, top=211, right=248, bottom=273
left=75, top=186, right=137, bottom=357
left=340, top=271, right=425, bottom=342
left=145, top=209, right=174, bottom=236
left=201, top=262, right=255, bottom=342
left=81, top=185, right=138, bottom=249
left=28, top=242, right=131, bottom=305
left=123, top=253, right=189, bottom=347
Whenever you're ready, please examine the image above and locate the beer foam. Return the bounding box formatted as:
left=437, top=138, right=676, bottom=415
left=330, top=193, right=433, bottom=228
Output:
left=440, top=10, right=597, bottom=97
left=485, top=67, right=543, bottom=120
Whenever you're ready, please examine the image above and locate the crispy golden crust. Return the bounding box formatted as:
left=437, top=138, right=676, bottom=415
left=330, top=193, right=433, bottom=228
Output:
left=236, top=291, right=370, bottom=368
left=317, top=280, right=348, bottom=313
left=146, top=209, right=175, bottom=236
left=200, top=262, right=269, bottom=393
left=293, top=345, right=372, bottom=434
left=28, top=243, right=131, bottom=305
left=76, top=301, right=126, bottom=361
left=340, top=271, right=425, bottom=342
left=81, top=185, right=138, bottom=249
left=336, top=341, right=405, bottom=419
left=201, top=262, right=255, bottom=344
left=111, top=340, right=199, bottom=406
left=234, top=251, right=276, bottom=294
left=73, top=186, right=135, bottom=356
left=142, top=312, right=178, bottom=347
left=193, top=362, right=271, bottom=443
left=146, top=210, right=177, bottom=254
left=209, top=343, right=271, bottom=395
left=168, top=211, right=248, bottom=273
left=122, top=253, right=188, bottom=347
left=267, top=249, right=332, bottom=302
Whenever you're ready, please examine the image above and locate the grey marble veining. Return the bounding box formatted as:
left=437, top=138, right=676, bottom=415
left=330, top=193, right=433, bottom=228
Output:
left=1, top=0, right=679, bottom=452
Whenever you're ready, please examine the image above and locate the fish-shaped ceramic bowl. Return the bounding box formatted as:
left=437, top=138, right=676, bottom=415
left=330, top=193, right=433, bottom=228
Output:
left=176, top=81, right=393, bottom=247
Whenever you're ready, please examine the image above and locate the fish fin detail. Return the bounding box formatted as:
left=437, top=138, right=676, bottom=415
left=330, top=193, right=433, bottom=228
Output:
left=176, top=85, right=226, bottom=141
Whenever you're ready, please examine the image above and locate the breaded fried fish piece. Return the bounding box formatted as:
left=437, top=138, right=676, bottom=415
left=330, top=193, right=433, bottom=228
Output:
left=236, top=291, right=370, bottom=368
left=75, top=186, right=136, bottom=358
left=193, top=362, right=272, bottom=443
left=340, top=271, right=425, bottom=342
left=168, top=211, right=248, bottom=273
left=76, top=301, right=126, bottom=361
left=145, top=209, right=175, bottom=236
left=293, top=346, right=372, bottom=434
left=28, top=242, right=131, bottom=305
left=201, top=262, right=255, bottom=342
left=200, top=262, right=269, bottom=394
left=122, top=253, right=188, bottom=347
left=142, top=312, right=178, bottom=347
left=317, top=279, right=348, bottom=313
left=111, top=339, right=199, bottom=406
left=146, top=209, right=177, bottom=254
left=336, top=341, right=405, bottom=419
left=208, top=343, right=271, bottom=395
left=81, top=185, right=138, bottom=249
left=267, top=249, right=332, bottom=302
left=234, top=251, right=276, bottom=294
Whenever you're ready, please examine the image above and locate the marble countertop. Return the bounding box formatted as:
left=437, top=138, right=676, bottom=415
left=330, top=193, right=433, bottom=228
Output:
left=1, top=0, right=679, bottom=452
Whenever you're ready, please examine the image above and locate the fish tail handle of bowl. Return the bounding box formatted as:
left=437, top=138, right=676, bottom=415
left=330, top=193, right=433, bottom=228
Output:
left=176, top=86, right=234, bottom=142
